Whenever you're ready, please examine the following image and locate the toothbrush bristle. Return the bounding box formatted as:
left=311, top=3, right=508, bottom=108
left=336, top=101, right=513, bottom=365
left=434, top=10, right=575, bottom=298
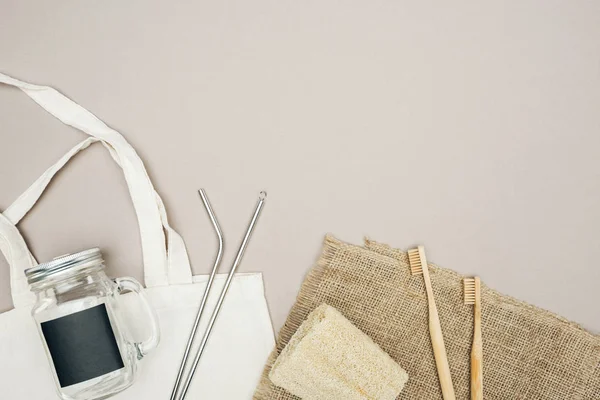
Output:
left=464, top=278, right=476, bottom=305
left=408, top=248, right=423, bottom=275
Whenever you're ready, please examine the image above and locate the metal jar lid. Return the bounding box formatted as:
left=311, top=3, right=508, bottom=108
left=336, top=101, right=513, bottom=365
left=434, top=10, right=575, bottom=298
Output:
left=25, top=248, right=104, bottom=285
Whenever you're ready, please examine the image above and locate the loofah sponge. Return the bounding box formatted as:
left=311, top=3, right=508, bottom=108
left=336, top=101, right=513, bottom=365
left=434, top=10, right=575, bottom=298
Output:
left=269, top=304, right=409, bottom=400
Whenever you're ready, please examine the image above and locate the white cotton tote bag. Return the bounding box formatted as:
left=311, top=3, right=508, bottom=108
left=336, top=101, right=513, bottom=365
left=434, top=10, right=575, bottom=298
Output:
left=0, top=72, right=275, bottom=399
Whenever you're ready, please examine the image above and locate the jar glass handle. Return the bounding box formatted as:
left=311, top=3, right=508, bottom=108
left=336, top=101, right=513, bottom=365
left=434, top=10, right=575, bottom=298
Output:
left=115, top=277, right=160, bottom=359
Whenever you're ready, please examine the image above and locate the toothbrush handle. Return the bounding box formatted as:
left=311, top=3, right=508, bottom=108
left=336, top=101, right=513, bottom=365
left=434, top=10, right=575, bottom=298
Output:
left=428, top=299, right=456, bottom=400
left=471, top=302, right=483, bottom=400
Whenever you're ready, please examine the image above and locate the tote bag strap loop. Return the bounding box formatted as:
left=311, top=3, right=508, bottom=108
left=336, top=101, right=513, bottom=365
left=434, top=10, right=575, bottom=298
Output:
left=0, top=213, right=38, bottom=308
left=0, top=72, right=193, bottom=309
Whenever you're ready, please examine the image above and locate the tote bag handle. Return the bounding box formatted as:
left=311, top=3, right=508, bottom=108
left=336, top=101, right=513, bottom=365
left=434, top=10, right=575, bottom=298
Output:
left=0, top=72, right=193, bottom=308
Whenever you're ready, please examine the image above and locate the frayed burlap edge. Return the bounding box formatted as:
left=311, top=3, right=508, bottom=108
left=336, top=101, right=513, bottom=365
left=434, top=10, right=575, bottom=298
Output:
left=363, top=238, right=600, bottom=341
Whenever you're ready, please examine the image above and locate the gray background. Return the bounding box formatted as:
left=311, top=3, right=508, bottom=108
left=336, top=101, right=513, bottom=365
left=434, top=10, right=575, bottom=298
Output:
left=1, top=1, right=599, bottom=333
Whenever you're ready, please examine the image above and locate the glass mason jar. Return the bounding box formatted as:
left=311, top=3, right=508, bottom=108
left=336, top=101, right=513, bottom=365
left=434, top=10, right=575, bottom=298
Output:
left=25, top=248, right=160, bottom=400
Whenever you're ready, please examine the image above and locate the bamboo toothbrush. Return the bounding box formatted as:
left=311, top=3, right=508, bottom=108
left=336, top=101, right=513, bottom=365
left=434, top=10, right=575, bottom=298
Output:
left=464, top=277, right=483, bottom=400
left=408, top=246, right=456, bottom=400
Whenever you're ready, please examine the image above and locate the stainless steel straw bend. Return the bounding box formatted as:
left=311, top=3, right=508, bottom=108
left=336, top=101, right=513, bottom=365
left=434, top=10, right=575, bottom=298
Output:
left=170, top=190, right=267, bottom=400
left=169, top=189, right=224, bottom=400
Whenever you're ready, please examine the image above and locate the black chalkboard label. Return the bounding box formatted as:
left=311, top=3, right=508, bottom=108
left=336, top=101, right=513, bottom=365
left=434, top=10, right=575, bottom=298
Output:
left=41, top=303, right=125, bottom=388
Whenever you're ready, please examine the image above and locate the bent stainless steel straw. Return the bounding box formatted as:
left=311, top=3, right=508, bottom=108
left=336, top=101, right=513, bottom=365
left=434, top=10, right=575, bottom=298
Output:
left=169, top=189, right=224, bottom=400
left=171, top=191, right=267, bottom=400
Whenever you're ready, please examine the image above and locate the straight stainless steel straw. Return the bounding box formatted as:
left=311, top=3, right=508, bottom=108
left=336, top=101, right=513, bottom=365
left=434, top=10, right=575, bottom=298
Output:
left=171, top=191, right=267, bottom=400
left=169, top=189, right=224, bottom=400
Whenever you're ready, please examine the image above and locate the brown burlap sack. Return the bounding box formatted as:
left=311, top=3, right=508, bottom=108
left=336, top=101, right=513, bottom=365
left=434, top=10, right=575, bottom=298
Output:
left=254, top=235, right=600, bottom=400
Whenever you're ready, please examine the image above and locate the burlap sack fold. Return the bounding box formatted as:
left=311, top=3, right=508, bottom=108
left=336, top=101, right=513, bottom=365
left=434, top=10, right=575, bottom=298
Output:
left=254, top=235, right=600, bottom=400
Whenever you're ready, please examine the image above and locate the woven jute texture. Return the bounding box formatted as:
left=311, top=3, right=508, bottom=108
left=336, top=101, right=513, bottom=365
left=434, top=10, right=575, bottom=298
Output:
left=254, top=235, right=600, bottom=400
